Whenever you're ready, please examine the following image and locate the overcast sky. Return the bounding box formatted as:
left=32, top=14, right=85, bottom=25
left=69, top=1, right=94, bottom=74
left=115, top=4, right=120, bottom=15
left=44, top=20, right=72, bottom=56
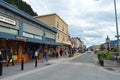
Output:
left=23, top=0, right=120, bottom=47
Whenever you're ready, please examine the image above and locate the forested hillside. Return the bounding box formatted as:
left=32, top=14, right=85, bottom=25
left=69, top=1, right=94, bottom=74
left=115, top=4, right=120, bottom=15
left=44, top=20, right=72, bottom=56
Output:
left=4, top=0, right=38, bottom=16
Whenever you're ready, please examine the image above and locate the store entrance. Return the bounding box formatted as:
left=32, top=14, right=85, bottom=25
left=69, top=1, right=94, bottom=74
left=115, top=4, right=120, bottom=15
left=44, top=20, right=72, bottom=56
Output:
left=0, top=38, right=18, bottom=63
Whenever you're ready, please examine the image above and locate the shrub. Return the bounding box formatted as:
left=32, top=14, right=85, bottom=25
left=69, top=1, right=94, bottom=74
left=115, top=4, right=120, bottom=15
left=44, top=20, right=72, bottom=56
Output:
left=97, top=52, right=110, bottom=60
left=109, top=52, right=118, bottom=55
left=97, top=52, right=110, bottom=66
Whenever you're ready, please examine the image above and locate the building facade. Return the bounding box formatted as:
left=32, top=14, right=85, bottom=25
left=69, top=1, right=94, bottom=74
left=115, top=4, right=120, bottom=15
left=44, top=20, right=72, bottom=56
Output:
left=91, top=45, right=100, bottom=52
left=0, top=0, right=59, bottom=63
left=71, top=37, right=85, bottom=53
left=35, top=13, right=71, bottom=50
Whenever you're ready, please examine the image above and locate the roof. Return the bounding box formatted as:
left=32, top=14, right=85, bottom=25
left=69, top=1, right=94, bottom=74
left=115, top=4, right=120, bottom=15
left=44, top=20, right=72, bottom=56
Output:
left=0, top=0, right=57, bottom=33
left=110, top=40, right=120, bottom=46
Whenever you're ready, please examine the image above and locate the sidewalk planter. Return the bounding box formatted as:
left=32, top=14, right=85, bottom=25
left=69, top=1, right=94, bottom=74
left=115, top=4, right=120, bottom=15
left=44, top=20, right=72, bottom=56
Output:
left=117, top=56, right=120, bottom=62
left=97, top=52, right=110, bottom=66
left=99, top=56, right=104, bottom=66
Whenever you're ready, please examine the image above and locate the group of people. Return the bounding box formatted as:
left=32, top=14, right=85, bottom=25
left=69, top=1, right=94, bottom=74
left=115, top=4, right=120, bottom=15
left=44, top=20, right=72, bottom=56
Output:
left=34, top=48, right=60, bottom=62
left=34, top=48, right=70, bottom=62
left=0, top=49, right=14, bottom=66
left=0, top=49, right=14, bottom=75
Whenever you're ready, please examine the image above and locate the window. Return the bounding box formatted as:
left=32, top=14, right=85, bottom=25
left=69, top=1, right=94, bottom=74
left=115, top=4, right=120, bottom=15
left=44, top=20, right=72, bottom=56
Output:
left=45, top=32, right=55, bottom=39
left=45, top=37, right=55, bottom=42
left=0, top=26, right=18, bottom=35
left=62, top=26, right=64, bottom=31
left=57, top=33, right=59, bottom=39
left=23, top=32, right=33, bottom=38
left=62, top=36, right=65, bottom=42
left=34, top=35, right=42, bottom=40
left=57, top=22, right=59, bottom=28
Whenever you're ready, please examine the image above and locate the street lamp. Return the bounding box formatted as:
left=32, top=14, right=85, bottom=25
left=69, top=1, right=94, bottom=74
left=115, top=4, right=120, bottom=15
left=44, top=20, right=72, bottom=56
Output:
left=106, top=35, right=110, bottom=53
left=113, top=0, right=120, bottom=56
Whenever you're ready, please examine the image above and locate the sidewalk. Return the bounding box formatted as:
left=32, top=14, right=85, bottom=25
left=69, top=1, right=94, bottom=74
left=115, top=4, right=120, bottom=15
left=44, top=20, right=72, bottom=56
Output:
left=102, top=60, right=120, bottom=74
left=0, top=57, right=68, bottom=79
left=103, top=60, right=120, bottom=67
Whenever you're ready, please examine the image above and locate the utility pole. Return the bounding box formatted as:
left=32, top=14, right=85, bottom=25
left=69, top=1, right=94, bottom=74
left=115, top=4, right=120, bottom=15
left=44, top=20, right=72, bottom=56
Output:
left=114, top=0, right=120, bottom=56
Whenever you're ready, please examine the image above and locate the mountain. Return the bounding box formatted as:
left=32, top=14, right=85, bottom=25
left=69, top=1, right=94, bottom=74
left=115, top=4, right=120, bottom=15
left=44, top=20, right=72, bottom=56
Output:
left=4, top=0, right=38, bottom=16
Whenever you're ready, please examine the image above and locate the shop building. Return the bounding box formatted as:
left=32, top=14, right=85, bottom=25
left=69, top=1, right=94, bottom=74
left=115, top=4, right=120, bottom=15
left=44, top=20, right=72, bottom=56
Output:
left=0, top=0, right=59, bottom=63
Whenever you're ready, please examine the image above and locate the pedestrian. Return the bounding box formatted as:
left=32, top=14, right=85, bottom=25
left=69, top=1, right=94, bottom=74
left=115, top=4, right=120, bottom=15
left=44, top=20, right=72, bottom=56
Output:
left=55, top=49, right=59, bottom=58
left=0, top=50, right=4, bottom=76
left=35, top=50, right=38, bottom=67
left=35, top=50, right=38, bottom=58
left=7, top=49, right=14, bottom=66
left=47, top=49, right=51, bottom=59
left=42, top=48, right=48, bottom=62
left=59, top=48, right=63, bottom=56
left=64, top=48, right=67, bottom=55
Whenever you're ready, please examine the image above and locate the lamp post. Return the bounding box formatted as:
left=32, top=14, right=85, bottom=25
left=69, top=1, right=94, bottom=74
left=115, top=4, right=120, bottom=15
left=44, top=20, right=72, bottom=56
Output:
left=106, top=35, right=110, bottom=53
left=114, top=0, right=120, bottom=56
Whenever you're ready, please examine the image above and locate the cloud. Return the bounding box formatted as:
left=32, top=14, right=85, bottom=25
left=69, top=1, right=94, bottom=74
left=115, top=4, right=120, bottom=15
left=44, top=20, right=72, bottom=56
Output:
left=23, top=0, right=120, bottom=47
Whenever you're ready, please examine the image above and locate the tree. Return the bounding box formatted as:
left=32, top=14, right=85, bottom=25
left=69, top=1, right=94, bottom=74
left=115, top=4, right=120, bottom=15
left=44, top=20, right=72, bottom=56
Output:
left=100, top=44, right=105, bottom=51
left=4, top=0, right=38, bottom=16
left=112, top=47, right=118, bottom=52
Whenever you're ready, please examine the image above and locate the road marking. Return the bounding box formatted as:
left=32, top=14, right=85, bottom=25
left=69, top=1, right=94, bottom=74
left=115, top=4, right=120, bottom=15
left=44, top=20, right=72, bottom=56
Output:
left=69, top=53, right=85, bottom=60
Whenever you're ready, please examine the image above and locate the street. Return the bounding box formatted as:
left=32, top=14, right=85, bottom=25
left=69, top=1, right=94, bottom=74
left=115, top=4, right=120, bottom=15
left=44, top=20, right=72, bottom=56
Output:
left=1, top=53, right=120, bottom=80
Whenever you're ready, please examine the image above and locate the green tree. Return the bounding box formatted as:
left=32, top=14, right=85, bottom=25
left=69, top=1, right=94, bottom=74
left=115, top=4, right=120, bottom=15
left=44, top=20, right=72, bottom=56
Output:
left=100, top=44, right=105, bottom=51
left=112, top=47, right=118, bottom=52
left=4, top=0, right=38, bottom=16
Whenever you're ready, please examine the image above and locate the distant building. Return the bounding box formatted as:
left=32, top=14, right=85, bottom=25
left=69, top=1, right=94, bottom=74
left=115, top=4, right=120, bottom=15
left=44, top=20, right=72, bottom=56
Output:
left=109, top=40, right=120, bottom=50
left=71, top=37, right=85, bottom=53
left=92, top=45, right=100, bottom=51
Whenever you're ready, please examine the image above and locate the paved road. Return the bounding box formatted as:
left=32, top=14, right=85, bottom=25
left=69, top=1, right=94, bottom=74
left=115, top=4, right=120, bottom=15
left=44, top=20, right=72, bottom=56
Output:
left=71, top=53, right=98, bottom=63
left=1, top=53, right=120, bottom=80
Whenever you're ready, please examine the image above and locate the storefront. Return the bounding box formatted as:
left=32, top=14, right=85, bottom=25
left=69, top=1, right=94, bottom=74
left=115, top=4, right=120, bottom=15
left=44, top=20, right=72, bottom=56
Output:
left=0, top=0, right=59, bottom=63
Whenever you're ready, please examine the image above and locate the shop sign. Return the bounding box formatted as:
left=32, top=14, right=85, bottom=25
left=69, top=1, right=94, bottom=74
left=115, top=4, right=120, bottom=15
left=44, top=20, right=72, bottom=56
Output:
left=0, top=15, right=16, bottom=26
left=16, top=36, right=27, bottom=42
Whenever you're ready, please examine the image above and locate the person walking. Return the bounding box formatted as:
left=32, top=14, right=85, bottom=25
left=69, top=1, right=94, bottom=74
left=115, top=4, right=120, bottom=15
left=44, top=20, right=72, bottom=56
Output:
left=7, top=49, right=14, bottom=66
left=42, top=48, right=48, bottom=62
left=55, top=49, right=59, bottom=58
left=0, top=50, right=4, bottom=76
left=35, top=50, right=38, bottom=67
left=47, top=49, right=51, bottom=60
left=59, top=48, right=63, bottom=56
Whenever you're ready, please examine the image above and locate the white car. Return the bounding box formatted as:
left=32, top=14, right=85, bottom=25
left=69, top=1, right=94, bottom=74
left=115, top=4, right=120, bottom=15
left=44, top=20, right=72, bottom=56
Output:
left=87, top=51, right=93, bottom=54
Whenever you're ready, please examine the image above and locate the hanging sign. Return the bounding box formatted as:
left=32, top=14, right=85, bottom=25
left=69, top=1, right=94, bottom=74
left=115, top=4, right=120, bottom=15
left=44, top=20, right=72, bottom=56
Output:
left=0, top=15, right=16, bottom=26
left=16, top=36, right=27, bottom=42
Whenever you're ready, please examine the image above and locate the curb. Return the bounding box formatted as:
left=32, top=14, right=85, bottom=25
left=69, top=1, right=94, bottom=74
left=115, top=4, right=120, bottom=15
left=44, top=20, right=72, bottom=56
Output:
left=69, top=53, right=85, bottom=60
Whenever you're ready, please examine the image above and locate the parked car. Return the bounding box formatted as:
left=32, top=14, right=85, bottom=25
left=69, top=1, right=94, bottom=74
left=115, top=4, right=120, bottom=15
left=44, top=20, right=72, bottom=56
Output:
left=87, top=51, right=93, bottom=54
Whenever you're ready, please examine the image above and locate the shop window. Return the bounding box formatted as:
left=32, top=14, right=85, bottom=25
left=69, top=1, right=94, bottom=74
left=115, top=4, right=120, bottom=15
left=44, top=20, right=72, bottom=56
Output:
left=0, top=26, right=18, bottom=35
left=23, top=32, right=34, bottom=38
left=45, top=37, right=55, bottom=42
left=34, top=35, right=42, bottom=40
